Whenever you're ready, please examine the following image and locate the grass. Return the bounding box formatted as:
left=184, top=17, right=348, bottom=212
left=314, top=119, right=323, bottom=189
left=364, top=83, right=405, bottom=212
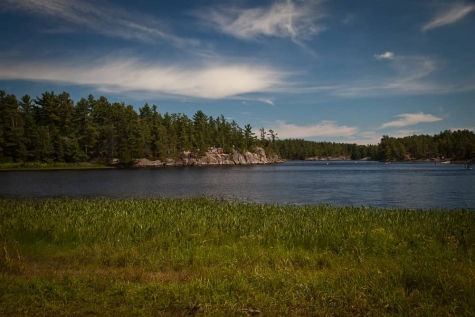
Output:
left=1, top=198, right=474, bottom=316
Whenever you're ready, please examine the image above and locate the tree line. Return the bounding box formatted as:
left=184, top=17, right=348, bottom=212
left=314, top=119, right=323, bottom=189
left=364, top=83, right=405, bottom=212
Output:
left=274, top=139, right=380, bottom=160
left=0, top=90, right=263, bottom=164
left=378, top=130, right=475, bottom=161
left=273, top=130, right=475, bottom=162
left=1, top=90, right=474, bottom=164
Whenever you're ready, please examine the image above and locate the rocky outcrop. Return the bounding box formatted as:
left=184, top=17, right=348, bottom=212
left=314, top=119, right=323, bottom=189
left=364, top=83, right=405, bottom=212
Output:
left=133, top=158, right=164, bottom=167
left=132, top=147, right=283, bottom=167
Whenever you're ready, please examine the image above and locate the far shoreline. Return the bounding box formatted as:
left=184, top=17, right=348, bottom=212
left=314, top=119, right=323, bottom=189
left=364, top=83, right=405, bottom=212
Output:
left=1, top=158, right=470, bottom=171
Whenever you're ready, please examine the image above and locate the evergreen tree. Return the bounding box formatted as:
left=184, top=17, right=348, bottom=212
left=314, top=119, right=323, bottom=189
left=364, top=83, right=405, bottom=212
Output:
left=1, top=88, right=474, bottom=165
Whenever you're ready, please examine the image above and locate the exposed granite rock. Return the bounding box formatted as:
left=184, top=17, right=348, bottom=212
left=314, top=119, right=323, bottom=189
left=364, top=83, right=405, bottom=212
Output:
left=267, top=153, right=281, bottom=163
left=132, top=158, right=163, bottom=167
left=165, top=158, right=177, bottom=167
left=180, top=158, right=198, bottom=166
left=232, top=152, right=248, bottom=165
left=132, top=147, right=283, bottom=167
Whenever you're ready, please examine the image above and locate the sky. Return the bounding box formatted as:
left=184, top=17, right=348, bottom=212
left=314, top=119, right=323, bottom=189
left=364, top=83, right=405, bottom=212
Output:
left=0, top=0, right=474, bottom=145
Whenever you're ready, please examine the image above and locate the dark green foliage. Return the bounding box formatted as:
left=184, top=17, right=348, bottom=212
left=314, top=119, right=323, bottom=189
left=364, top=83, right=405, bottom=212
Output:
left=0, top=90, right=270, bottom=164
left=270, top=132, right=474, bottom=161
left=275, top=139, right=381, bottom=160
left=378, top=131, right=475, bottom=161
left=1, top=89, right=474, bottom=164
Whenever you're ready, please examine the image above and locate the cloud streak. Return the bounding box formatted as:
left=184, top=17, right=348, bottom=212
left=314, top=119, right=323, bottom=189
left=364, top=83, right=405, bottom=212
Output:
left=0, top=0, right=197, bottom=47
left=323, top=54, right=454, bottom=98
left=380, top=112, right=444, bottom=129
left=421, top=3, right=475, bottom=31
left=198, top=0, right=325, bottom=41
left=374, top=52, right=395, bottom=60
left=344, top=131, right=382, bottom=145
left=0, top=58, right=284, bottom=99
left=272, top=120, right=358, bottom=139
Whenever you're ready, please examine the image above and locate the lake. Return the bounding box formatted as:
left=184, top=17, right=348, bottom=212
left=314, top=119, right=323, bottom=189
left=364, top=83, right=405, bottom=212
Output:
left=0, top=161, right=473, bottom=209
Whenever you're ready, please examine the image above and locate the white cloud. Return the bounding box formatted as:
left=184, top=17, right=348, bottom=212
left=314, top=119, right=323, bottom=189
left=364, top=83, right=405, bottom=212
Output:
left=341, top=131, right=382, bottom=145
left=271, top=122, right=385, bottom=145
left=233, top=96, right=275, bottom=106
left=0, top=0, right=197, bottom=47
left=380, top=112, right=444, bottom=129
left=421, top=4, right=475, bottom=31
left=198, top=0, right=325, bottom=41
left=341, top=13, right=355, bottom=25
left=272, top=120, right=358, bottom=139
left=329, top=55, right=447, bottom=97
left=298, top=52, right=475, bottom=98
left=0, top=58, right=284, bottom=99
left=391, top=129, right=420, bottom=138
left=257, top=98, right=275, bottom=106
left=374, top=52, right=395, bottom=60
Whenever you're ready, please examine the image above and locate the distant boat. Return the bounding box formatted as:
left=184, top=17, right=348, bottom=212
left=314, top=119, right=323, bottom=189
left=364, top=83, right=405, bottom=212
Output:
left=441, top=161, right=450, bottom=164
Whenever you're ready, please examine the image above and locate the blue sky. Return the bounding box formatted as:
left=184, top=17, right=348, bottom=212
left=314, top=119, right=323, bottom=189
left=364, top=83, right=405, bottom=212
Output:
left=0, top=0, right=474, bottom=145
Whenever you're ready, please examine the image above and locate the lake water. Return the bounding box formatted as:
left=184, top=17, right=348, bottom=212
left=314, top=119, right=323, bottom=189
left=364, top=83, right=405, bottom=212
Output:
left=0, top=161, right=474, bottom=209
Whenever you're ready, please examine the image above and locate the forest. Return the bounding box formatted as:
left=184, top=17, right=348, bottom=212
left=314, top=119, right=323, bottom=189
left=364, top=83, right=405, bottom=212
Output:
left=1, top=90, right=474, bottom=164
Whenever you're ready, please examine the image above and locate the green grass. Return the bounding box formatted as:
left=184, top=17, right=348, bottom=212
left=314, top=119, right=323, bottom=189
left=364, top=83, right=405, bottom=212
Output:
left=1, top=198, right=474, bottom=316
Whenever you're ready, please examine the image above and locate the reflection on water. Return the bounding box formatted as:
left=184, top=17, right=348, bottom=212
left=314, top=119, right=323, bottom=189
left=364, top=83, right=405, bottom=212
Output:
left=1, top=161, right=473, bottom=209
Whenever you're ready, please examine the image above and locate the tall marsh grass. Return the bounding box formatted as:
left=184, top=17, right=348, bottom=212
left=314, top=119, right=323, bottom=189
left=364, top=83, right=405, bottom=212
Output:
left=1, top=198, right=474, bottom=316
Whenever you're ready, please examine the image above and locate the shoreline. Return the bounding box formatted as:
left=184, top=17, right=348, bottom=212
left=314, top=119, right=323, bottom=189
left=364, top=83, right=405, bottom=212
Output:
left=1, top=158, right=470, bottom=171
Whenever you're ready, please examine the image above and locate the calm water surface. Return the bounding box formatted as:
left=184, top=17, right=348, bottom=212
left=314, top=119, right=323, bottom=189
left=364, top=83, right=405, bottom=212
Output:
left=1, top=161, right=474, bottom=209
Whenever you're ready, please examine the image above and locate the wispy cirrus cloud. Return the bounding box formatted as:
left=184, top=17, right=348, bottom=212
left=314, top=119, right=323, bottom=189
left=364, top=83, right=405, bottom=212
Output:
left=331, top=130, right=383, bottom=146
left=345, top=131, right=382, bottom=145
left=391, top=129, right=420, bottom=138
left=260, top=50, right=475, bottom=99
left=374, top=52, right=394, bottom=60
left=380, top=112, right=444, bottom=129
left=0, top=58, right=284, bottom=99
left=272, top=120, right=358, bottom=139
left=0, top=0, right=198, bottom=47
left=257, top=98, right=275, bottom=106
left=373, top=52, right=436, bottom=82
left=421, top=3, right=475, bottom=32
left=327, top=53, right=445, bottom=98
left=197, top=0, right=325, bottom=41
left=234, top=96, right=275, bottom=106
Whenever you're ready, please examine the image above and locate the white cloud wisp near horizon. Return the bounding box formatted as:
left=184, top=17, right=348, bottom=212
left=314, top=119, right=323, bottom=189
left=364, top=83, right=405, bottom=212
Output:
left=380, top=112, right=444, bottom=129
left=0, top=58, right=284, bottom=99
left=272, top=120, right=358, bottom=139
left=421, top=3, right=475, bottom=32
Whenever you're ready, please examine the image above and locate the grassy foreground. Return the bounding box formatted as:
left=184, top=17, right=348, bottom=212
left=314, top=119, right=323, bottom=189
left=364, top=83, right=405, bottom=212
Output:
left=1, top=198, right=474, bottom=316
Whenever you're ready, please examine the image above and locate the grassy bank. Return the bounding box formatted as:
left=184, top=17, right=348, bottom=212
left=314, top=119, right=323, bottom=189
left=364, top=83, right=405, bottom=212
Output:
left=0, top=162, right=113, bottom=171
left=1, top=198, right=474, bottom=316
